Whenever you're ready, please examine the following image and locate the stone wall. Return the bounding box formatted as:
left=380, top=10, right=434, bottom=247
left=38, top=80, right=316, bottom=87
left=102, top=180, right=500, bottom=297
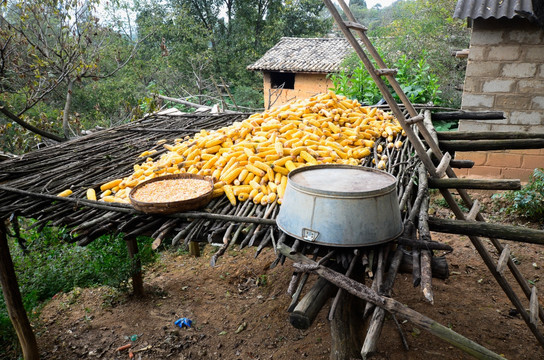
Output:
left=457, top=17, right=544, bottom=181
left=263, top=72, right=332, bottom=109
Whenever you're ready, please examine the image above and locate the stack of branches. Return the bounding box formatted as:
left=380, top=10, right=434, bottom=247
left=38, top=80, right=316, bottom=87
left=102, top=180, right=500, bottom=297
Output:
left=0, top=108, right=422, bottom=266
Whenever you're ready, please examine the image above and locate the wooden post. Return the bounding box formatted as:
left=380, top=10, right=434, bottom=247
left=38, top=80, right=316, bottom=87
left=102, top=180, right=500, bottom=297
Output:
left=0, top=221, right=39, bottom=360
left=330, top=288, right=364, bottom=360
left=125, top=237, right=144, bottom=297
left=188, top=241, right=201, bottom=257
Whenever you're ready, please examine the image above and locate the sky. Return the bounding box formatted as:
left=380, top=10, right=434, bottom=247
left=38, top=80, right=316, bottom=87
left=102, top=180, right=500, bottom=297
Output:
left=365, top=0, right=397, bottom=8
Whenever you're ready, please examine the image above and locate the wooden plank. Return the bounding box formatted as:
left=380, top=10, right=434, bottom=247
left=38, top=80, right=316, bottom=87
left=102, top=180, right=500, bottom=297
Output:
left=428, top=178, right=521, bottom=190
left=428, top=217, right=544, bottom=245
left=0, top=222, right=39, bottom=360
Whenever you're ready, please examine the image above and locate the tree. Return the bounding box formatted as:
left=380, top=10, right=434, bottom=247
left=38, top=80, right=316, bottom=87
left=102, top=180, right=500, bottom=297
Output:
left=0, top=0, right=139, bottom=141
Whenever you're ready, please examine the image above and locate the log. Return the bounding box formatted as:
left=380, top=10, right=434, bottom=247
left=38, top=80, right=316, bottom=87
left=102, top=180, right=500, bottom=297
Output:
left=428, top=217, right=544, bottom=245
left=399, top=252, right=449, bottom=280
left=438, top=131, right=544, bottom=141
left=289, top=276, right=336, bottom=330
left=449, top=159, right=474, bottom=169
left=428, top=178, right=521, bottom=190
left=439, top=139, right=544, bottom=151
left=330, top=269, right=364, bottom=360
left=0, top=221, right=39, bottom=360
left=361, top=306, right=386, bottom=359
left=431, top=111, right=505, bottom=121
left=279, top=245, right=506, bottom=360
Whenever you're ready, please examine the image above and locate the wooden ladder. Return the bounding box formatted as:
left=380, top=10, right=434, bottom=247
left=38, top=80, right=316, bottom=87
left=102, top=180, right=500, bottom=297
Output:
left=323, top=0, right=544, bottom=348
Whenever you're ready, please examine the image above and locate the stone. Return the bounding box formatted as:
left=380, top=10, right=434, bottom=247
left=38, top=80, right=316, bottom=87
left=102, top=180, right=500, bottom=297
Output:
left=508, top=111, right=543, bottom=126
left=501, top=63, right=537, bottom=78
left=487, top=45, right=521, bottom=61
left=461, top=94, right=494, bottom=108
left=482, top=79, right=514, bottom=93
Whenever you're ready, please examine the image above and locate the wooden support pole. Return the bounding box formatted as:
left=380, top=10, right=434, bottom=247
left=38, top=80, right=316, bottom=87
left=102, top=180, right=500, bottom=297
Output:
left=431, top=111, right=505, bottom=121
left=434, top=152, right=451, bottom=178
left=125, top=237, right=144, bottom=297
left=466, top=200, right=481, bottom=221
left=437, top=131, right=544, bottom=140
left=0, top=221, right=39, bottom=360
left=531, top=287, right=539, bottom=326
left=428, top=217, right=544, bottom=245
left=428, top=178, right=521, bottom=191
left=188, top=241, right=200, bottom=257
left=496, top=245, right=510, bottom=275
left=278, top=244, right=506, bottom=360
left=331, top=284, right=364, bottom=360
left=439, top=139, right=544, bottom=151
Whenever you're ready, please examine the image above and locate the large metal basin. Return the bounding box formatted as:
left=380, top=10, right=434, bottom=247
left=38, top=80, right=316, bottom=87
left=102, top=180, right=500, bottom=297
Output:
left=276, top=164, right=403, bottom=247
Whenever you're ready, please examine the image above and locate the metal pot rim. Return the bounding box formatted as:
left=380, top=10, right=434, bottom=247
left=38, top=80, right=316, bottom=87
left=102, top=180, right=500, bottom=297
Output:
left=287, top=164, right=397, bottom=197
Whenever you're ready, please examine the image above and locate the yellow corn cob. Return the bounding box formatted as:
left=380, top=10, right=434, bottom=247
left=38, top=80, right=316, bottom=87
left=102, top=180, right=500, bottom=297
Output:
left=300, top=151, right=318, bottom=165
left=57, top=189, right=72, bottom=197
left=246, top=163, right=266, bottom=177
left=285, top=160, right=297, bottom=172
left=223, top=185, right=236, bottom=206
left=100, top=179, right=122, bottom=192
left=233, top=185, right=252, bottom=196
left=86, top=188, right=96, bottom=201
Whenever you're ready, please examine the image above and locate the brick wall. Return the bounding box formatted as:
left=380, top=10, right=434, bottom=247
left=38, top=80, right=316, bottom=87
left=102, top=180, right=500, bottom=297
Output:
left=457, top=18, right=544, bottom=181
left=263, top=72, right=332, bottom=109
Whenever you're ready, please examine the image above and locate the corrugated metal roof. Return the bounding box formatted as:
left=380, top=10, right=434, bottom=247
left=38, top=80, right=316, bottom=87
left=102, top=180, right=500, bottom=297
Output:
left=247, top=37, right=353, bottom=73
left=454, top=0, right=534, bottom=20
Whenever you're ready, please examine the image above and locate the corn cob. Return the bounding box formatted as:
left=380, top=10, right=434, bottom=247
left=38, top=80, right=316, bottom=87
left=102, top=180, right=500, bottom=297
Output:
left=100, top=91, right=405, bottom=205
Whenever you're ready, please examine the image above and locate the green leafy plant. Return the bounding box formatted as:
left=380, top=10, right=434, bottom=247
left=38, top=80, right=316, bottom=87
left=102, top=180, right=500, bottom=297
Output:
left=493, top=168, right=544, bottom=222
left=0, top=222, right=156, bottom=358
left=329, top=50, right=442, bottom=106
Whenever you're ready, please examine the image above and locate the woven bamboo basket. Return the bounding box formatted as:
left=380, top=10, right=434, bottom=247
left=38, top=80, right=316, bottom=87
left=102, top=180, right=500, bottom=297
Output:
left=129, top=173, right=214, bottom=214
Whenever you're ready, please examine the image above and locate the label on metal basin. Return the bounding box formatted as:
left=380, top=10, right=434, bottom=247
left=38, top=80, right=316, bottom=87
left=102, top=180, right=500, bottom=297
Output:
left=302, top=228, right=320, bottom=242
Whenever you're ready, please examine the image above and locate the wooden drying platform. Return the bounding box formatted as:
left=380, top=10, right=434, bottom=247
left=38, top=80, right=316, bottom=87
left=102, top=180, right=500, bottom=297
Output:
left=1, top=109, right=544, bottom=360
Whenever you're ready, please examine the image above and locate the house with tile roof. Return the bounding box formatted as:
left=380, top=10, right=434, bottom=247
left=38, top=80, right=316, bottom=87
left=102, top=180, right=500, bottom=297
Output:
left=247, top=37, right=353, bottom=109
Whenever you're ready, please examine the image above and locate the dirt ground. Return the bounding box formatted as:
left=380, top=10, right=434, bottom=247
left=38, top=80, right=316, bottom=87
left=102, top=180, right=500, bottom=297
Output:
left=34, top=192, right=544, bottom=360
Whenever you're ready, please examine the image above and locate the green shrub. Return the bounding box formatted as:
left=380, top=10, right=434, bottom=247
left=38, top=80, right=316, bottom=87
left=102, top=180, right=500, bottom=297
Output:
left=0, top=222, right=156, bottom=358
left=329, top=50, right=442, bottom=106
left=493, top=168, right=544, bottom=222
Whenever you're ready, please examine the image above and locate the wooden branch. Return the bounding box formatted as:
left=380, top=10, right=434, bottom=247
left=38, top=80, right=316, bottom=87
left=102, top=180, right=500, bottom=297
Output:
left=449, top=159, right=474, bottom=169
left=437, top=131, right=544, bottom=140
left=0, top=221, right=39, bottom=360
left=431, top=111, right=505, bottom=121
left=152, top=93, right=237, bottom=113
left=439, top=139, right=544, bottom=151
left=428, top=178, right=521, bottom=190
left=278, top=244, right=506, bottom=360
left=428, top=217, right=544, bottom=245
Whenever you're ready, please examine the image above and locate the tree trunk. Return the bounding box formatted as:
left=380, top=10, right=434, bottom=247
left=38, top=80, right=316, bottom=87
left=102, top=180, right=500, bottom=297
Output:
left=0, top=221, right=39, bottom=360
left=62, top=80, right=74, bottom=139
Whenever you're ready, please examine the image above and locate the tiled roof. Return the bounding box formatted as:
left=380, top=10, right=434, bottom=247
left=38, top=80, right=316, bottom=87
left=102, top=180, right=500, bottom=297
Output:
left=247, top=37, right=353, bottom=73
left=453, top=0, right=534, bottom=20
